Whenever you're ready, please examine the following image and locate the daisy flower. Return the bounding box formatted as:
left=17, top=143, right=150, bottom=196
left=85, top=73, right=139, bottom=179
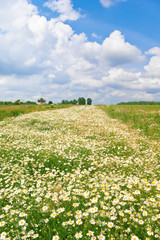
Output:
left=87, top=231, right=94, bottom=236
left=19, top=219, right=26, bottom=226
left=42, top=206, right=48, bottom=212
left=131, top=236, right=139, bottom=240
left=1, top=232, right=7, bottom=239
left=52, top=235, right=59, bottom=240
left=108, top=222, right=114, bottom=228
left=98, top=234, right=105, bottom=240
left=75, top=232, right=82, bottom=239
left=0, top=221, right=5, bottom=227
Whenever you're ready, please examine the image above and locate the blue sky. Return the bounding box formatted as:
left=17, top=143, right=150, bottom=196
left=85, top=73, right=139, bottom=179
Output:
left=34, top=0, right=160, bottom=49
left=0, top=0, right=160, bottom=104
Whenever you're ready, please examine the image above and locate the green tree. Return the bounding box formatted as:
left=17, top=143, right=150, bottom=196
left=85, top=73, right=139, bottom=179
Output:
left=14, top=100, right=21, bottom=105
left=25, top=101, right=37, bottom=105
left=4, top=101, right=13, bottom=105
left=48, top=101, right=53, bottom=105
left=87, top=98, right=92, bottom=105
left=61, top=100, right=70, bottom=104
left=78, top=97, right=86, bottom=105
left=37, top=98, right=46, bottom=103
left=72, top=99, right=77, bottom=105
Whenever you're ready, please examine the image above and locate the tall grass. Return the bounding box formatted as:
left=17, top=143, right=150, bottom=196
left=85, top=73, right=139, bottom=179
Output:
left=0, top=104, right=72, bottom=121
left=99, top=105, right=160, bottom=140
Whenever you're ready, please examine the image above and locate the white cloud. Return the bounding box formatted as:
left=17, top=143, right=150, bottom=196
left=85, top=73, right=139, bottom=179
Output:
left=0, top=0, right=160, bottom=104
left=0, top=0, right=37, bottom=31
left=144, top=47, right=160, bottom=78
left=102, top=68, right=141, bottom=84
left=144, top=56, right=160, bottom=77
left=0, top=77, right=7, bottom=86
left=101, top=31, right=145, bottom=66
left=73, top=30, right=145, bottom=69
left=44, top=0, right=81, bottom=21
left=131, top=92, right=153, bottom=101
left=145, top=47, right=160, bottom=56
left=99, top=0, right=127, bottom=8
left=92, top=33, right=101, bottom=39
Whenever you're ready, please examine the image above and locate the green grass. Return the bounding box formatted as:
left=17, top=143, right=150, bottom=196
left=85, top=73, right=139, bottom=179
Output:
left=0, top=104, right=72, bottom=121
left=98, top=105, right=160, bottom=141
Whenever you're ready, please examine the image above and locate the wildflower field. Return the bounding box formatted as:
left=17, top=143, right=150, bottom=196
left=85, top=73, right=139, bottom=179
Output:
left=0, top=104, right=72, bottom=122
left=0, top=106, right=160, bottom=240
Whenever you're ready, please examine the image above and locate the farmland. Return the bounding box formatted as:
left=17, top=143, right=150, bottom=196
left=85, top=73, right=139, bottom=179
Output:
left=0, top=106, right=160, bottom=239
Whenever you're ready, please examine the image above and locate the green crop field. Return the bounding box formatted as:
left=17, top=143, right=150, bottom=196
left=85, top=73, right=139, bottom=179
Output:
left=0, top=106, right=160, bottom=240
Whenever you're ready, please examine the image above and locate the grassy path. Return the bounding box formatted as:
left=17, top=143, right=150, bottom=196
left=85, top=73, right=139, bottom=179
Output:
left=0, top=106, right=160, bottom=239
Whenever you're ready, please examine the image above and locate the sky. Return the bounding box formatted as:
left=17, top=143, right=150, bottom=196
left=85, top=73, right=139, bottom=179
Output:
left=0, top=0, right=160, bottom=104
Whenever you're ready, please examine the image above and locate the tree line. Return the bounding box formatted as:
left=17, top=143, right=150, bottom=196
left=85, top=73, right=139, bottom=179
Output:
left=61, top=97, right=92, bottom=105
left=0, top=97, right=92, bottom=105
left=117, top=101, right=160, bottom=105
left=0, top=100, right=37, bottom=105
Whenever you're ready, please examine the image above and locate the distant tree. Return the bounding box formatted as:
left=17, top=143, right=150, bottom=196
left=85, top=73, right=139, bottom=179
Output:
left=87, top=98, right=92, bottom=105
left=78, top=97, right=86, bottom=105
left=1, top=101, right=12, bottom=105
left=4, top=101, right=13, bottom=105
left=48, top=101, right=53, bottom=105
left=14, top=100, right=21, bottom=105
left=25, top=101, right=37, bottom=105
left=117, top=101, right=160, bottom=105
left=72, top=99, right=77, bottom=105
left=37, top=98, right=46, bottom=103
left=61, top=100, right=70, bottom=104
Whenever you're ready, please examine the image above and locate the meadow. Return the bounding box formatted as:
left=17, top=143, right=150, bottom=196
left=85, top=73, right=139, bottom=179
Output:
left=99, top=105, right=160, bottom=141
left=0, top=106, right=160, bottom=240
left=0, top=105, right=72, bottom=122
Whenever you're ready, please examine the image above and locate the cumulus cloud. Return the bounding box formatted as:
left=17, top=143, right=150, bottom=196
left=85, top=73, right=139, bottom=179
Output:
left=101, top=66, right=160, bottom=94
left=76, top=30, right=145, bottom=67
left=144, top=56, right=160, bottom=77
left=144, top=47, right=160, bottom=78
left=0, top=0, right=160, bottom=103
left=102, top=68, right=141, bottom=87
left=0, top=0, right=74, bottom=76
left=0, top=0, right=37, bottom=31
left=145, top=47, right=160, bottom=56
left=101, top=31, right=145, bottom=66
left=99, top=0, right=127, bottom=8
left=44, top=0, right=81, bottom=21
